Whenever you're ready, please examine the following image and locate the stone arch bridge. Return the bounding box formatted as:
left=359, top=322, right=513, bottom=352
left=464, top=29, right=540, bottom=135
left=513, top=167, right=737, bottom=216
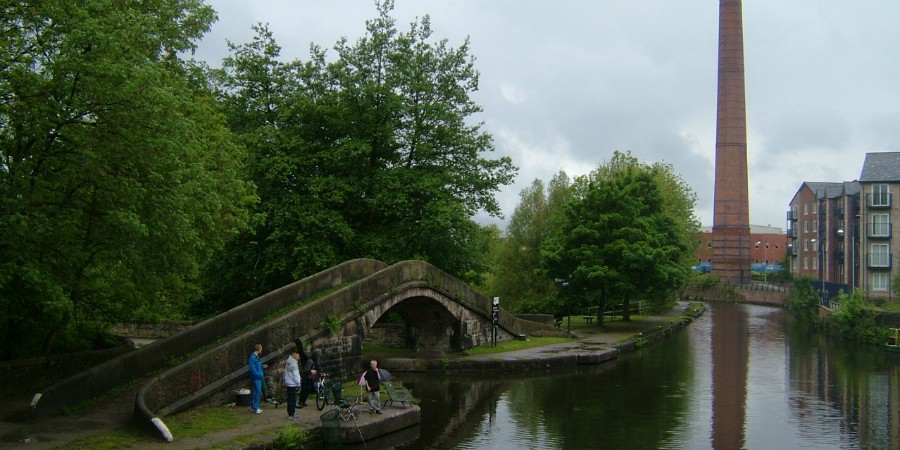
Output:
left=28, top=259, right=564, bottom=440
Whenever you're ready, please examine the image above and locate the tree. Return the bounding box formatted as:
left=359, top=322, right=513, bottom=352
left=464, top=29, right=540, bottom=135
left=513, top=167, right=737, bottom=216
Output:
left=488, top=172, right=571, bottom=314
left=202, top=1, right=515, bottom=313
left=329, top=1, right=515, bottom=277
left=787, top=277, right=819, bottom=323
left=541, top=152, right=697, bottom=324
left=0, top=0, right=254, bottom=357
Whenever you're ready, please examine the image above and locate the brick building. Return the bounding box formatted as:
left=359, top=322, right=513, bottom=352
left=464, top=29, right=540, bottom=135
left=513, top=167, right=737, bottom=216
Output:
left=695, top=225, right=790, bottom=270
left=786, top=152, right=900, bottom=299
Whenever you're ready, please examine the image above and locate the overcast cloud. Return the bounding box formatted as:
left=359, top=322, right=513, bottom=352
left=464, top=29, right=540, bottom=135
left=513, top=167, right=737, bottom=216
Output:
left=193, top=0, right=900, bottom=231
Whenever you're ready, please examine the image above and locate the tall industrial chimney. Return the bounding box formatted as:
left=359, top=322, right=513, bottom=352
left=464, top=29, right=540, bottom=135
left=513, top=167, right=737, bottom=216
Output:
left=711, top=0, right=751, bottom=283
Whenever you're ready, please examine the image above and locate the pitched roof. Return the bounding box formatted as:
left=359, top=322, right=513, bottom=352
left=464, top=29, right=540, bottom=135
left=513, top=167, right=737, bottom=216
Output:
left=804, top=182, right=844, bottom=199
left=859, top=152, right=900, bottom=182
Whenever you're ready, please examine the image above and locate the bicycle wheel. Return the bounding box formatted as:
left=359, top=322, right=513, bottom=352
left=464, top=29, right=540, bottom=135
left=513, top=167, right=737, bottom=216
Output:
left=316, top=384, right=328, bottom=410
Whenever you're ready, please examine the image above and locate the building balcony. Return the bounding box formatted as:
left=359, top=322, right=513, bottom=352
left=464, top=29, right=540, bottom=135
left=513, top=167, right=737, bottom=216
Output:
left=787, top=228, right=797, bottom=238
left=866, top=193, right=892, bottom=208
left=866, top=224, right=892, bottom=239
left=786, top=210, right=797, bottom=222
left=868, top=254, right=891, bottom=269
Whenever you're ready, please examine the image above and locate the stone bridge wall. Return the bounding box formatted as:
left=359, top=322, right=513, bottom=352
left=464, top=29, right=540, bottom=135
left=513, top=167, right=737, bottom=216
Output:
left=136, top=260, right=565, bottom=433
left=30, top=259, right=386, bottom=420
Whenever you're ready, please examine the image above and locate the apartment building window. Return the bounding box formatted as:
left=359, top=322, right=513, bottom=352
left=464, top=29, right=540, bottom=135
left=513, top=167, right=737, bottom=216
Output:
left=873, top=273, right=888, bottom=291
left=804, top=203, right=808, bottom=215
left=871, top=243, right=890, bottom=267
left=813, top=220, right=818, bottom=232
left=813, top=257, right=818, bottom=269
left=803, top=258, right=808, bottom=269
left=804, top=221, right=809, bottom=233
left=872, top=184, right=890, bottom=206
left=872, top=214, right=891, bottom=237
left=804, top=239, right=809, bottom=251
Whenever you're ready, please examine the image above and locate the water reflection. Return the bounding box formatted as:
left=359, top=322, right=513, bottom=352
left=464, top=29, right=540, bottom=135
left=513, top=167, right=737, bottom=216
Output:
left=711, top=302, right=748, bottom=449
left=393, top=303, right=900, bottom=449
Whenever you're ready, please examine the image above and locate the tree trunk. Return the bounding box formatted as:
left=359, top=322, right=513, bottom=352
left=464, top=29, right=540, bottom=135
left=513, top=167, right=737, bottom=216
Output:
left=622, top=297, right=631, bottom=322
left=596, top=288, right=605, bottom=326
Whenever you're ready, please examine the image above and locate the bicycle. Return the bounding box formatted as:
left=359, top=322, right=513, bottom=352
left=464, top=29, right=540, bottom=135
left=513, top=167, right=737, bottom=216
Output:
left=315, top=372, right=331, bottom=410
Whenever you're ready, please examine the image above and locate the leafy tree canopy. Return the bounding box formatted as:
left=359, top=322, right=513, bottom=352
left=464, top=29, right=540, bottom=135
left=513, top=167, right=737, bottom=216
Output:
left=0, top=0, right=255, bottom=357
left=541, top=151, right=698, bottom=323
left=200, top=1, right=516, bottom=313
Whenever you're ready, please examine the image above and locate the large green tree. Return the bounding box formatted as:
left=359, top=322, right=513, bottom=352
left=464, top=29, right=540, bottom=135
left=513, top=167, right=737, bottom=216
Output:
left=0, top=0, right=254, bottom=357
left=488, top=172, right=571, bottom=314
left=541, top=152, right=698, bottom=324
left=202, top=1, right=515, bottom=313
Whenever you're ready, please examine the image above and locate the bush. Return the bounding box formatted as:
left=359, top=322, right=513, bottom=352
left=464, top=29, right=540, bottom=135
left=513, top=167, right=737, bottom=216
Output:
left=273, top=425, right=307, bottom=449
left=824, top=291, right=890, bottom=345
left=787, top=277, right=819, bottom=323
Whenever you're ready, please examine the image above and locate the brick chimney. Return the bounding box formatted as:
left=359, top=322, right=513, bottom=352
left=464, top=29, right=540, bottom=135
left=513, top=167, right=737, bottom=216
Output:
left=711, top=0, right=751, bottom=283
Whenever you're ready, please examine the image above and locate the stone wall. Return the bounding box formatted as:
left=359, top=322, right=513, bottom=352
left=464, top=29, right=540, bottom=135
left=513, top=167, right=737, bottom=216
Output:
left=0, top=345, right=132, bottom=397
left=112, top=321, right=192, bottom=339
left=137, top=260, right=566, bottom=434
left=364, top=323, right=408, bottom=348
left=31, top=259, right=386, bottom=420
left=680, top=285, right=788, bottom=306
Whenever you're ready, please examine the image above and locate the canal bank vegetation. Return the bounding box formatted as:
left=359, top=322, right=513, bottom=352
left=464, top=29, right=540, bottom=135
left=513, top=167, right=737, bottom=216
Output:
left=788, top=277, right=890, bottom=345
left=480, top=152, right=700, bottom=327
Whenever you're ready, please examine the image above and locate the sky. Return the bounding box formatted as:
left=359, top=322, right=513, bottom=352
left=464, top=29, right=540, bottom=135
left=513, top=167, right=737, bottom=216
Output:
left=192, top=0, right=900, bottom=231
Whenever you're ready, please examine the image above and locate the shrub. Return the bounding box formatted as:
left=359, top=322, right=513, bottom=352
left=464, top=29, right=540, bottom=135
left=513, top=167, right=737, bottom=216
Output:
left=787, top=277, right=819, bottom=323
left=273, top=425, right=307, bottom=449
left=825, top=290, right=890, bottom=345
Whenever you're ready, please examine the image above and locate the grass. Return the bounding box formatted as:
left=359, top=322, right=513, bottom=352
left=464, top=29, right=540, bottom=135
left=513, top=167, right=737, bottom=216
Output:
left=463, top=336, right=573, bottom=355
left=58, top=428, right=143, bottom=450
left=165, top=406, right=253, bottom=439
left=56, top=406, right=256, bottom=449
left=875, top=301, right=900, bottom=313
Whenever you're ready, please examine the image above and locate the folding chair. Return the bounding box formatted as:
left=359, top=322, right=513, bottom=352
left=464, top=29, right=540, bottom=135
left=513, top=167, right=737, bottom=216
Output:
left=381, top=381, right=413, bottom=408
left=330, top=382, right=361, bottom=421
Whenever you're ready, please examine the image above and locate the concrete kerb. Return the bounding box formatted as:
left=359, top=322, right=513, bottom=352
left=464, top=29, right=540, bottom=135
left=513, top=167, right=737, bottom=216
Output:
left=381, top=302, right=705, bottom=374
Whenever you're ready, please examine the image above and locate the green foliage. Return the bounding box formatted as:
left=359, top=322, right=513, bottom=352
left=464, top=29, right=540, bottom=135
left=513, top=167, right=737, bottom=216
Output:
left=825, top=291, right=890, bottom=345
left=787, top=277, right=820, bottom=323
left=201, top=0, right=515, bottom=313
left=273, top=425, right=308, bottom=449
left=322, top=314, right=341, bottom=334
left=692, top=273, right=721, bottom=289
left=485, top=173, right=571, bottom=315
left=0, top=0, right=254, bottom=358
left=541, top=152, right=699, bottom=324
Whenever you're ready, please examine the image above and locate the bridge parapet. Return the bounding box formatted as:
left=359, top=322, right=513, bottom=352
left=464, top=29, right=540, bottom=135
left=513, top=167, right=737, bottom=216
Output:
left=128, top=259, right=560, bottom=441
left=29, top=259, right=386, bottom=423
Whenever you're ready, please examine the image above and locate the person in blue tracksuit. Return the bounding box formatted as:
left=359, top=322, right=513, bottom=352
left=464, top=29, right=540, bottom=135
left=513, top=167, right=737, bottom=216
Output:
left=248, top=343, right=267, bottom=413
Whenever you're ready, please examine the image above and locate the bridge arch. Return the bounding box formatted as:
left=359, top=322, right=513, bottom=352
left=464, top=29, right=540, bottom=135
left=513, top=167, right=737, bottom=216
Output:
left=360, top=285, right=496, bottom=353
left=122, top=260, right=565, bottom=440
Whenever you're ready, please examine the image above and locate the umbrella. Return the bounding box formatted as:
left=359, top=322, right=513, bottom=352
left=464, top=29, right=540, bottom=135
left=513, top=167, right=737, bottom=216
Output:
left=357, top=368, right=392, bottom=386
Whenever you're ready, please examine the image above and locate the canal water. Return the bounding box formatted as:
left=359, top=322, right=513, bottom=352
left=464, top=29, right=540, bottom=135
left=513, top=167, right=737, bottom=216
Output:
left=397, top=302, right=900, bottom=449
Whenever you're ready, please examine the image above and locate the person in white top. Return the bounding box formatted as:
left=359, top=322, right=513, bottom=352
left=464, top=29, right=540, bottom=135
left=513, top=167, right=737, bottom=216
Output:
left=284, top=352, right=302, bottom=420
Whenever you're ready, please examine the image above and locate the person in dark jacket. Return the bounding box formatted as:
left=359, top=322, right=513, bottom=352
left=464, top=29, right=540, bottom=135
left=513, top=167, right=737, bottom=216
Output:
left=248, top=343, right=267, bottom=414
left=298, top=349, right=321, bottom=407
left=364, top=359, right=383, bottom=414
